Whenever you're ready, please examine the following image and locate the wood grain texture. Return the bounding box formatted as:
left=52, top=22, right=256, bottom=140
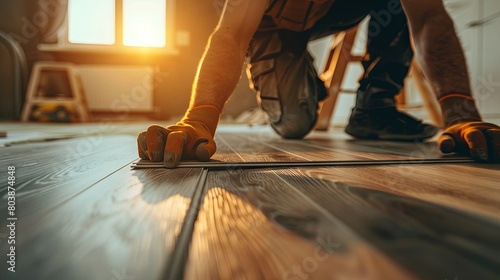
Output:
left=303, top=132, right=453, bottom=160
left=186, top=167, right=500, bottom=279
left=291, top=164, right=500, bottom=220
left=216, top=132, right=377, bottom=162
left=214, top=133, right=309, bottom=162
left=270, top=167, right=500, bottom=279
left=2, top=124, right=498, bottom=280
left=185, top=170, right=416, bottom=280
left=0, top=166, right=203, bottom=280
left=0, top=136, right=138, bottom=216
left=213, top=125, right=467, bottom=163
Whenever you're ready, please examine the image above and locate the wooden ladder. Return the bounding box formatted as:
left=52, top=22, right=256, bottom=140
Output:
left=315, top=27, right=443, bottom=131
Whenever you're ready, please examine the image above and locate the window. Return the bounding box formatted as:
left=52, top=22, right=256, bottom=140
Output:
left=68, top=0, right=115, bottom=45
left=67, top=0, right=171, bottom=48
left=123, top=0, right=166, bottom=47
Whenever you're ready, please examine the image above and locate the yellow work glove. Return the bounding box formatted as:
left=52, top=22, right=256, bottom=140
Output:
left=137, top=105, right=221, bottom=168
left=439, top=121, right=500, bottom=162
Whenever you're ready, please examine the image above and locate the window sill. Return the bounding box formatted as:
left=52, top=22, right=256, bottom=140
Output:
left=38, top=43, right=180, bottom=56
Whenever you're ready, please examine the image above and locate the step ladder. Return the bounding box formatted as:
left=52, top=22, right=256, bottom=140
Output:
left=21, top=62, right=90, bottom=122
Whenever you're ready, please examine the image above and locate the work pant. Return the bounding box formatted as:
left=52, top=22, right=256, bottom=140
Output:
left=246, top=0, right=413, bottom=139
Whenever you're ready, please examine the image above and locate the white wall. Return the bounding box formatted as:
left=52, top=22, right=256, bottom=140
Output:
left=441, top=0, right=500, bottom=119
left=481, top=0, right=500, bottom=116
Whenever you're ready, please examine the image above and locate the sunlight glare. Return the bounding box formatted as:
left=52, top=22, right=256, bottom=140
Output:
left=68, top=0, right=115, bottom=45
left=123, top=0, right=166, bottom=47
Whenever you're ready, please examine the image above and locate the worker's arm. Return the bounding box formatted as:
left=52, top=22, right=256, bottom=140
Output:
left=402, top=0, right=500, bottom=162
left=138, top=0, right=269, bottom=167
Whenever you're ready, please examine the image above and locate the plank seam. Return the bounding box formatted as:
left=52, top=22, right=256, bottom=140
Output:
left=132, top=158, right=475, bottom=169
left=216, top=134, right=247, bottom=162
left=162, top=168, right=209, bottom=280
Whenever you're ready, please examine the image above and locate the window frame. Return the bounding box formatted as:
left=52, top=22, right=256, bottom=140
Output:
left=39, top=0, right=178, bottom=54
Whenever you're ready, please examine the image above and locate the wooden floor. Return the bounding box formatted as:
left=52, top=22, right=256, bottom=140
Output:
left=1, top=123, right=500, bottom=280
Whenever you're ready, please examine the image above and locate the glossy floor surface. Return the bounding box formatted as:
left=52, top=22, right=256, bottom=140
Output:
left=1, top=123, right=499, bottom=280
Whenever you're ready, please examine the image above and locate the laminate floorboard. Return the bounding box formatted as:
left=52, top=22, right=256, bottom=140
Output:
left=0, top=122, right=141, bottom=147
left=214, top=133, right=309, bottom=162
left=300, top=137, right=444, bottom=160
left=269, top=167, right=500, bottom=279
left=214, top=126, right=467, bottom=162
left=302, top=130, right=467, bottom=160
left=186, top=167, right=500, bottom=280
left=185, top=170, right=416, bottom=280
left=0, top=136, right=138, bottom=214
left=2, top=123, right=499, bottom=280
left=0, top=165, right=203, bottom=280
left=216, top=133, right=371, bottom=162
left=289, top=164, right=500, bottom=219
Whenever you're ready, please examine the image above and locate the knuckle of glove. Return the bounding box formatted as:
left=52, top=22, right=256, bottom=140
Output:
left=167, top=121, right=214, bottom=159
left=449, top=121, right=499, bottom=133
left=446, top=122, right=500, bottom=160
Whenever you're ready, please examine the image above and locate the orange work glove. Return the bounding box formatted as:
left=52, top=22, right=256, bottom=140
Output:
left=438, top=94, right=500, bottom=162
left=439, top=122, right=500, bottom=162
left=137, top=105, right=221, bottom=168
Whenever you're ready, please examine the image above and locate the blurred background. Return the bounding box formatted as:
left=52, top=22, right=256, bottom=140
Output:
left=1, top=0, right=499, bottom=125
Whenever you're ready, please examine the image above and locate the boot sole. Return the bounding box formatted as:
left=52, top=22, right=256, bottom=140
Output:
left=345, top=124, right=438, bottom=142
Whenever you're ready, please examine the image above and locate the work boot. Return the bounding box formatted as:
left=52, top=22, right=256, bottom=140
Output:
left=345, top=107, right=437, bottom=141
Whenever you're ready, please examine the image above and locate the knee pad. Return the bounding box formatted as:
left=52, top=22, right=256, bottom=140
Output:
left=247, top=30, right=324, bottom=138
left=271, top=105, right=317, bottom=139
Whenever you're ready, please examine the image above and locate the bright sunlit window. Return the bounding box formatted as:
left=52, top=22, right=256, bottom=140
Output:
left=123, top=0, right=166, bottom=47
left=68, top=0, right=115, bottom=45
left=68, top=0, right=167, bottom=48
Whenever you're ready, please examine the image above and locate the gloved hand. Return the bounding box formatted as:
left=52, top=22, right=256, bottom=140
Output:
left=137, top=105, right=221, bottom=168
left=438, top=121, right=500, bottom=162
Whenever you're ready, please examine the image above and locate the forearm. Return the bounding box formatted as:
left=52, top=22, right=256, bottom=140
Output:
left=412, top=14, right=469, bottom=96
left=411, top=14, right=482, bottom=126
left=188, top=32, right=247, bottom=112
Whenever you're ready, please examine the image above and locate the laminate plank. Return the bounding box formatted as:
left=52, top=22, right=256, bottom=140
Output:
left=270, top=167, right=500, bottom=279
left=0, top=136, right=138, bottom=214
left=186, top=167, right=500, bottom=279
left=211, top=133, right=250, bottom=162
left=0, top=166, right=203, bottom=280
left=223, top=132, right=374, bottom=161
left=215, top=129, right=378, bottom=162
left=132, top=158, right=475, bottom=169
left=214, top=133, right=308, bottom=162
left=214, top=126, right=467, bottom=162
left=289, top=164, right=500, bottom=220
left=306, top=131, right=457, bottom=160
left=185, top=170, right=416, bottom=280
left=134, top=127, right=473, bottom=167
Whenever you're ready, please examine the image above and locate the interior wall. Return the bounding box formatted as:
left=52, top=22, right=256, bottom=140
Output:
left=481, top=0, right=500, bottom=117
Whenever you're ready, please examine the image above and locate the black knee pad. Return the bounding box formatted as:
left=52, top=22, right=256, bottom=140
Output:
left=271, top=103, right=317, bottom=139
left=247, top=28, right=325, bottom=139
